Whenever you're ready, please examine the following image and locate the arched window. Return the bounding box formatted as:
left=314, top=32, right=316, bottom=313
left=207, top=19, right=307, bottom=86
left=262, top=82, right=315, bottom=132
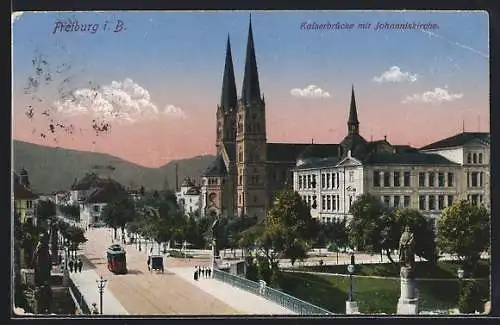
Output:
left=467, top=153, right=472, bottom=164
left=473, top=153, right=477, bottom=164
left=479, top=153, right=483, bottom=164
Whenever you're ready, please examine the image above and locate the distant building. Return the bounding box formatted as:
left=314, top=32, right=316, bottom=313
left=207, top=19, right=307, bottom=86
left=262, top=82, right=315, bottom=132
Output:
left=175, top=177, right=201, bottom=216
left=13, top=169, right=39, bottom=225
left=70, top=173, right=128, bottom=227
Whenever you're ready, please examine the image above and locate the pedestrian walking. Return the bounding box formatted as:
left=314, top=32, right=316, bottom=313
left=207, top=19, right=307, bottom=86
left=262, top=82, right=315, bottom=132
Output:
left=193, top=267, right=199, bottom=281
left=147, top=256, right=151, bottom=271
left=200, top=266, right=205, bottom=278
left=91, top=302, right=99, bottom=315
left=77, top=259, right=83, bottom=272
left=69, top=259, right=74, bottom=273
left=207, top=267, right=212, bottom=278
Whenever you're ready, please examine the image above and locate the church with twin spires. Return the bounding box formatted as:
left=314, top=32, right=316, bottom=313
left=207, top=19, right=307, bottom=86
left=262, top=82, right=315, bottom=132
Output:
left=199, top=16, right=490, bottom=221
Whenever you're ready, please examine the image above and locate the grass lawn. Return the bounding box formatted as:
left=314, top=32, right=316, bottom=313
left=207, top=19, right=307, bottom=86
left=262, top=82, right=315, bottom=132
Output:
left=289, top=259, right=490, bottom=279
left=277, top=272, right=489, bottom=314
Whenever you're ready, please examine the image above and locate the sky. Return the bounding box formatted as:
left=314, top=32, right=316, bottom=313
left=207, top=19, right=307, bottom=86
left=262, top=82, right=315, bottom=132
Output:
left=12, top=11, right=489, bottom=167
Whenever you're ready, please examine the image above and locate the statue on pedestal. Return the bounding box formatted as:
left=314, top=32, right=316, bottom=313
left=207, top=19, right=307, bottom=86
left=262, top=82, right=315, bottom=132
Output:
left=398, top=226, right=415, bottom=270
left=32, top=232, right=52, bottom=287
left=397, top=226, right=419, bottom=315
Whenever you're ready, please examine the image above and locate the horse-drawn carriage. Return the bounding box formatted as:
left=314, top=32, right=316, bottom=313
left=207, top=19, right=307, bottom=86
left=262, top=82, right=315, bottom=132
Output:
left=107, top=244, right=127, bottom=274
left=148, top=254, right=164, bottom=273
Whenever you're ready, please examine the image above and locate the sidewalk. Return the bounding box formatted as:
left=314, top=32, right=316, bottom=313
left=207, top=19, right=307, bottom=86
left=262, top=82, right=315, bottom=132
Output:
left=69, top=270, right=129, bottom=315
left=169, top=267, right=296, bottom=315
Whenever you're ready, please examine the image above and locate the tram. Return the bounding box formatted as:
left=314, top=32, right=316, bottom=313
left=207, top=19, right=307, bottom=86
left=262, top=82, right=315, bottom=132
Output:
left=107, top=244, right=128, bottom=274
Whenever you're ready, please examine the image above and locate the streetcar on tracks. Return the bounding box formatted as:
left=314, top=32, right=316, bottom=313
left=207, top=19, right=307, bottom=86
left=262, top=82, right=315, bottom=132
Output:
left=107, top=244, right=128, bottom=274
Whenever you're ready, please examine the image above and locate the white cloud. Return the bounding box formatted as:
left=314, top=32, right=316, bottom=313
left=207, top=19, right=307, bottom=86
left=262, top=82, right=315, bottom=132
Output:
left=54, top=78, right=162, bottom=123
left=162, top=105, right=186, bottom=119
left=373, top=66, right=418, bottom=83
left=290, top=85, right=331, bottom=98
left=11, top=12, right=24, bottom=24
left=401, top=87, right=463, bottom=104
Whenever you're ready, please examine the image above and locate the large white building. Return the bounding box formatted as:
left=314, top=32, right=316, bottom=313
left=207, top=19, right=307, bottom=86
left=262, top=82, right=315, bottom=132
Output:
left=175, top=177, right=202, bottom=216
left=293, top=88, right=490, bottom=228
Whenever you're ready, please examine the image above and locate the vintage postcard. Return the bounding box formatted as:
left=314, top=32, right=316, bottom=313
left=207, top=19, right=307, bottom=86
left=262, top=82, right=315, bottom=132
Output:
left=11, top=10, right=490, bottom=316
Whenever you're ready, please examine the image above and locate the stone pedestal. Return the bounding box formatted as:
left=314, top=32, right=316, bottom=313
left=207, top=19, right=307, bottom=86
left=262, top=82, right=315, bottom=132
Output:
left=397, top=267, right=419, bottom=315
left=345, top=301, right=359, bottom=314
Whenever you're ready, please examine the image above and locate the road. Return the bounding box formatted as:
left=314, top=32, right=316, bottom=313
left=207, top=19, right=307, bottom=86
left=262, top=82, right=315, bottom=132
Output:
left=80, top=228, right=241, bottom=315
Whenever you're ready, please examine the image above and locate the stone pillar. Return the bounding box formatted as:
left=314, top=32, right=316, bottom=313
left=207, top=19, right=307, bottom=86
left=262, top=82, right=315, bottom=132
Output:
left=345, top=301, right=359, bottom=314
left=397, top=267, right=419, bottom=315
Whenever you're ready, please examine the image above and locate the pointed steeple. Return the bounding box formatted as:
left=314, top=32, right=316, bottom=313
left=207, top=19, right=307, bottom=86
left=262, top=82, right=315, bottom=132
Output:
left=220, top=34, right=237, bottom=112
left=241, top=14, right=261, bottom=105
left=348, top=85, right=359, bottom=135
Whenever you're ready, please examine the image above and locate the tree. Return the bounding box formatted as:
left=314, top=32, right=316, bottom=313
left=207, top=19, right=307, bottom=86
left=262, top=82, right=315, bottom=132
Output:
left=259, top=189, right=316, bottom=273
left=437, top=200, right=489, bottom=273
left=36, top=200, right=56, bottom=227
left=59, top=204, right=80, bottom=222
left=349, top=193, right=437, bottom=265
left=101, top=193, right=136, bottom=240
left=322, top=218, right=349, bottom=263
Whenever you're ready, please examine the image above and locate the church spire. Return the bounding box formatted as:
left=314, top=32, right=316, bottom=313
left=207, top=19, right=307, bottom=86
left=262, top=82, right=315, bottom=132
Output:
left=348, top=85, right=359, bottom=135
left=220, top=34, right=237, bottom=112
left=241, top=14, right=261, bottom=105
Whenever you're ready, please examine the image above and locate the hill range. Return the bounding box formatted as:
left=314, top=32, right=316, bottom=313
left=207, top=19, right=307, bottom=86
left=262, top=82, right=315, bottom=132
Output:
left=12, top=140, right=215, bottom=194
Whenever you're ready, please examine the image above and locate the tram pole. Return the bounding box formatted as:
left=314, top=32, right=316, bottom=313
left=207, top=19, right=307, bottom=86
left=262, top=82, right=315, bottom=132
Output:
left=96, top=276, right=108, bottom=314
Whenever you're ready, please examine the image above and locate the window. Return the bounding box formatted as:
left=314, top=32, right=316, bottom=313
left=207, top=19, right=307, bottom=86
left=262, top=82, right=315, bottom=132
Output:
left=383, top=196, right=390, bottom=206
left=467, top=172, right=470, bottom=187
left=419, top=172, right=426, bottom=187
left=298, top=176, right=303, bottom=189
left=383, top=172, right=390, bottom=187
left=419, top=196, right=426, bottom=210
left=93, top=205, right=100, bottom=213
left=322, top=195, right=326, bottom=210
left=429, top=195, right=436, bottom=210
left=473, top=153, right=477, bottom=164
left=394, top=195, right=400, bottom=208
left=321, top=174, right=326, bottom=188
left=336, top=195, right=340, bottom=210
left=479, top=172, right=484, bottom=187
left=471, top=172, right=478, bottom=187
left=94, top=216, right=99, bottom=222
left=326, top=195, right=331, bottom=210
left=479, top=153, right=483, bottom=164
left=428, top=172, right=435, bottom=187
left=331, top=173, right=335, bottom=188
left=373, top=171, right=380, bottom=187
left=447, top=173, right=454, bottom=187
left=326, top=173, right=331, bottom=188
left=447, top=195, right=454, bottom=207
left=349, top=171, right=354, bottom=182
left=239, top=195, right=242, bottom=204
left=336, top=173, right=340, bottom=188
left=332, top=196, right=337, bottom=210
left=467, top=153, right=472, bottom=164
left=403, top=171, right=411, bottom=187
left=255, top=175, right=260, bottom=185
left=349, top=196, right=354, bottom=209
left=307, top=195, right=311, bottom=206
left=404, top=196, right=411, bottom=208
left=436, top=172, right=444, bottom=187
left=27, top=200, right=32, bottom=209
left=471, top=194, right=479, bottom=205
left=312, top=175, right=317, bottom=189
left=312, top=195, right=317, bottom=209
left=438, top=195, right=445, bottom=210
left=393, top=172, right=401, bottom=187
left=307, top=175, right=311, bottom=188
left=479, top=195, right=483, bottom=203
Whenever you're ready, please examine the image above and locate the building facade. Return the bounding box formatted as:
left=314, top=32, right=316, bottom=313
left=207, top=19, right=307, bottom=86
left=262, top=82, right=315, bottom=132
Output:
left=293, top=90, right=490, bottom=227
left=13, top=169, right=39, bottom=225
left=175, top=177, right=202, bottom=216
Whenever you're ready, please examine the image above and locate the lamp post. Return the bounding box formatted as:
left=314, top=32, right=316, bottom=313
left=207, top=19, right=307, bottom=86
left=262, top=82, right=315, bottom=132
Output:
left=347, top=264, right=355, bottom=302
left=457, top=268, right=464, bottom=308
left=96, top=276, right=107, bottom=315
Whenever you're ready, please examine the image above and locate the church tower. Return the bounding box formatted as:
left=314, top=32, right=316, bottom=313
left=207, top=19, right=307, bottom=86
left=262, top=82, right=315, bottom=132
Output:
left=236, top=16, right=268, bottom=218
left=348, top=85, right=360, bottom=136
left=216, top=35, right=238, bottom=155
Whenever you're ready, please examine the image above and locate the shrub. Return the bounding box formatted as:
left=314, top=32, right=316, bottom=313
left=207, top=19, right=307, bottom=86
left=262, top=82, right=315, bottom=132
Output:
left=166, top=250, right=193, bottom=258
left=459, top=280, right=483, bottom=313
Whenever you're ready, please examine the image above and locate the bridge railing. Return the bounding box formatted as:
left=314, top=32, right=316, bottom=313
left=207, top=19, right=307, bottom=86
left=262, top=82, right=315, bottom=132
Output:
left=213, top=269, right=333, bottom=315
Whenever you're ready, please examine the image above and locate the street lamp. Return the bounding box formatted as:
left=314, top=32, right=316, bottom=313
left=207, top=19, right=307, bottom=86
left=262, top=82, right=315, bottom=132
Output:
left=347, top=264, right=355, bottom=302
left=457, top=268, right=465, bottom=307
left=96, top=276, right=108, bottom=315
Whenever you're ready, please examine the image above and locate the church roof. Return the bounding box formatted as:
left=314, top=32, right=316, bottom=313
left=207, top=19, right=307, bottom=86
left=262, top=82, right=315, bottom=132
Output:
left=420, top=132, right=490, bottom=150
left=241, top=15, right=262, bottom=105
left=220, top=35, right=238, bottom=113
left=295, top=157, right=342, bottom=170
left=202, top=155, right=227, bottom=177
left=185, top=187, right=201, bottom=195
left=71, top=173, right=120, bottom=191
left=296, top=144, right=341, bottom=160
